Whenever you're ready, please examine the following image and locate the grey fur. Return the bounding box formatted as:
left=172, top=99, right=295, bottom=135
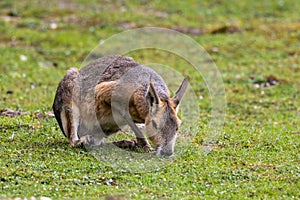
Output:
left=52, top=55, right=188, bottom=156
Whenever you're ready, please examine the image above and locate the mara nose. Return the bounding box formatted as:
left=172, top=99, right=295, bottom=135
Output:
left=156, top=147, right=174, bottom=157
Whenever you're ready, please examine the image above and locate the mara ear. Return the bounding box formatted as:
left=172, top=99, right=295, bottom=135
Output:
left=172, top=77, right=189, bottom=108
left=146, top=81, right=161, bottom=111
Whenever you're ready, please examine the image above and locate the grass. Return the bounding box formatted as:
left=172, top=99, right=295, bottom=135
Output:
left=0, top=0, right=299, bottom=199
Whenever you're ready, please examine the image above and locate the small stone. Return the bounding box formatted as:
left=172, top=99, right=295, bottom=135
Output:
left=50, top=22, right=57, bottom=29
left=20, top=55, right=27, bottom=61
left=40, top=197, right=52, bottom=200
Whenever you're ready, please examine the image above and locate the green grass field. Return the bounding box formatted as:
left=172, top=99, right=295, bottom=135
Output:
left=0, top=0, right=299, bottom=199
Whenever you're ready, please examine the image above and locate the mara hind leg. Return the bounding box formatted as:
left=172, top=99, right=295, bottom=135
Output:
left=60, top=103, right=80, bottom=147
left=53, top=68, right=82, bottom=146
left=61, top=104, right=103, bottom=147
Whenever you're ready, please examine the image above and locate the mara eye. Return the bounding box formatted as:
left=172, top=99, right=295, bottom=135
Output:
left=151, top=120, right=157, bottom=129
left=175, top=127, right=178, bottom=131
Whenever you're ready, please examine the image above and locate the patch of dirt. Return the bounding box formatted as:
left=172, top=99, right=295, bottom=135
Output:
left=117, top=23, right=204, bottom=36
left=0, top=108, right=54, bottom=120
left=118, top=22, right=137, bottom=29
left=0, top=108, right=27, bottom=117
left=117, top=23, right=241, bottom=36
left=210, top=25, right=243, bottom=34
left=250, top=75, right=286, bottom=88
left=33, top=111, right=55, bottom=120
left=172, top=27, right=204, bottom=36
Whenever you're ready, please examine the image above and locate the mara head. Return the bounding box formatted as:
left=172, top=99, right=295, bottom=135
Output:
left=145, top=77, right=189, bottom=157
